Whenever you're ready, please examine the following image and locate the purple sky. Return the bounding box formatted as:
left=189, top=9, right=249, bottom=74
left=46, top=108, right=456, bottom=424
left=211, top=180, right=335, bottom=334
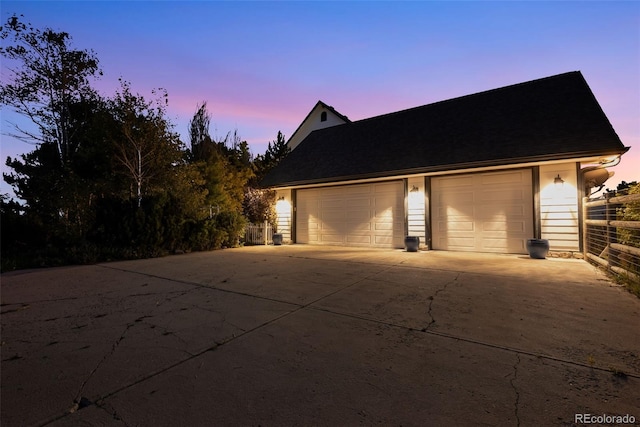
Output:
left=1, top=1, right=638, bottom=196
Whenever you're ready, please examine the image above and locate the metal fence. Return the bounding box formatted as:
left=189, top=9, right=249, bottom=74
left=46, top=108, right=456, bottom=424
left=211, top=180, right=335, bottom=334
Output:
left=244, top=221, right=273, bottom=245
left=583, top=193, right=640, bottom=283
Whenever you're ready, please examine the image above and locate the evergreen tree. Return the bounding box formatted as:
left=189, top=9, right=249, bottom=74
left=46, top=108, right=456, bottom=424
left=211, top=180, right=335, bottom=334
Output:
left=189, top=102, right=213, bottom=161
left=187, top=104, right=253, bottom=216
left=252, top=131, right=290, bottom=184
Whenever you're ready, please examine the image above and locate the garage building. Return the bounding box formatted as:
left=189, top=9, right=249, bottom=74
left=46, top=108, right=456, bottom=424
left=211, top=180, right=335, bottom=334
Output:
left=261, top=72, right=629, bottom=254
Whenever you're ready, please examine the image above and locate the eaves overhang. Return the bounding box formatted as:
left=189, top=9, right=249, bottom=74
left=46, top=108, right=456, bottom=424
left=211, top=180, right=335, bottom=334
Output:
left=262, top=147, right=630, bottom=189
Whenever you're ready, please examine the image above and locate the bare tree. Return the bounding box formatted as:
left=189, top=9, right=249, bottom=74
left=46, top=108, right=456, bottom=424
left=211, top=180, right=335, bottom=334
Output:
left=0, top=14, right=101, bottom=165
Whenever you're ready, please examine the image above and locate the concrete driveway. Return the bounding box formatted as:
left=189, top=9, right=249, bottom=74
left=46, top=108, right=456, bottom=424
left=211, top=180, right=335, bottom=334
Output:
left=1, top=246, right=639, bottom=426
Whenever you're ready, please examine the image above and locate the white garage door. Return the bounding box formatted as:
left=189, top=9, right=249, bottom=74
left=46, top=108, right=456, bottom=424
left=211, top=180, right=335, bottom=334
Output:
left=432, top=170, right=533, bottom=254
left=296, top=181, right=405, bottom=248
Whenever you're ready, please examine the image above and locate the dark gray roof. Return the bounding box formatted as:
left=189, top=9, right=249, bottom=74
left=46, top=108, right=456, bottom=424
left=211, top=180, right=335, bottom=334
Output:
left=261, top=72, right=628, bottom=188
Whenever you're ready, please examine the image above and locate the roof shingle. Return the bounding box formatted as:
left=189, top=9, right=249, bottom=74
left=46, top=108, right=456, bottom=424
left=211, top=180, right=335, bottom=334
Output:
left=261, top=71, right=627, bottom=187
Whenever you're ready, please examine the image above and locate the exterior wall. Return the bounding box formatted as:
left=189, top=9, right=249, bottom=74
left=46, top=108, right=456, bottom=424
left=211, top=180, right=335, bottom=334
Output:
left=287, top=105, right=348, bottom=151
left=407, top=177, right=427, bottom=247
left=539, top=163, right=580, bottom=251
left=275, top=189, right=293, bottom=243
left=278, top=161, right=585, bottom=251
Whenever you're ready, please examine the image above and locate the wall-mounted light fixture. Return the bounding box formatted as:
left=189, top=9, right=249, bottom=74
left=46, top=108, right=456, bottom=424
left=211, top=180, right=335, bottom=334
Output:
left=554, top=174, right=564, bottom=186
left=410, top=185, right=419, bottom=192
left=277, top=196, right=285, bottom=201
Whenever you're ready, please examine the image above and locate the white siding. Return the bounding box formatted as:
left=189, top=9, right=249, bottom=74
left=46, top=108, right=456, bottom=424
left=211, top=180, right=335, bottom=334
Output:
left=296, top=182, right=404, bottom=248
left=275, top=189, right=292, bottom=243
left=287, top=104, right=348, bottom=151
left=539, top=163, right=579, bottom=251
left=407, top=177, right=426, bottom=247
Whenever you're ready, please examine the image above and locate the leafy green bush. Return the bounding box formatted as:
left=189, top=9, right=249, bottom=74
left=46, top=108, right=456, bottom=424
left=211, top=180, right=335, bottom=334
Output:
left=213, top=210, right=247, bottom=248
left=617, top=183, right=640, bottom=249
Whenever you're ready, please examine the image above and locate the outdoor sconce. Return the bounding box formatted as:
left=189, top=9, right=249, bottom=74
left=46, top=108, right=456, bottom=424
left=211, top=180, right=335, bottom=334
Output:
left=410, top=185, right=419, bottom=192
left=554, top=174, right=564, bottom=186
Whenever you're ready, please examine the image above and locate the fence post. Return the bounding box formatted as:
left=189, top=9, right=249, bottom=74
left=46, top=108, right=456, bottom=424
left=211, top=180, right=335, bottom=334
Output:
left=582, top=196, right=588, bottom=257
left=264, top=220, right=268, bottom=245
left=605, top=196, right=611, bottom=270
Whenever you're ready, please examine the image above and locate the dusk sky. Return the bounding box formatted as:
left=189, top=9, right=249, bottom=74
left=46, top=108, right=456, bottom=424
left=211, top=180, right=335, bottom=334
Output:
left=1, top=1, right=638, bottom=196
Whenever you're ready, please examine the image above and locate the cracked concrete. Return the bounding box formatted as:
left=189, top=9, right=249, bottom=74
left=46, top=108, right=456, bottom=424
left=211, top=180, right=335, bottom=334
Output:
left=2, top=246, right=639, bottom=426
left=423, top=272, right=459, bottom=331
left=510, top=353, right=522, bottom=427
left=71, top=320, right=137, bottom=413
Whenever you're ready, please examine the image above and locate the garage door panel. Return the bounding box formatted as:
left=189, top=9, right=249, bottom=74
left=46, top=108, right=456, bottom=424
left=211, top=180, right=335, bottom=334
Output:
left=439, top=176, right=475, bottom=188
left=346, top=186, right=373, bottom=196
left=433, top=170, right=533, bottom=254
left=348, top=222, right=372, bottom=232
left=440, top=236, right=476, bottom=250
left=506, top=221, right=527, bottom=232
left=298, top=189, right=318, bottom=199
left=439, top=191, right=475, bottom=204
left=481, top=171, right=526, bottom=185
left=320, top=199, right=345, bottom=209
left=373, top=197, right=395, bottom=206
left=374, top=222, right=395, bottom=231
left=374, top=209, right=395, bottom=220
left=297, top=181, right=404, bottom=248
left=439, top=221, right=475, bottom=232
left=374, top=235, right=396, bottom=245
left=348, top=198, right=372, bottom=208
left=482, top=221, right=527, bottom=232
left=347, top=235, right=372, bottom=244
left=482, top=189, right=526, bottom=202
left=482, top=238, right=525, bottom=252
left=374, top=182, right=401, bottom=192
left=346, top=210, right=373, bottom=221
left=321, top=187, right=346, bottom=197
left=320, top=233, right=344, bottom=243
left=477, top=206, right=527, bottom=219
left=438, top=206, right=470, bottom=218
left=373, top=191, right=396, bottom=199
